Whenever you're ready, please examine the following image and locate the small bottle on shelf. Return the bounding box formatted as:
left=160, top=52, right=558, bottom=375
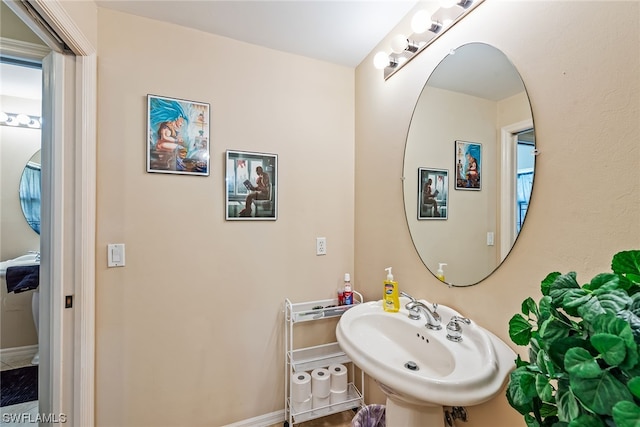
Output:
left=343, top=273, right=353, bottom=305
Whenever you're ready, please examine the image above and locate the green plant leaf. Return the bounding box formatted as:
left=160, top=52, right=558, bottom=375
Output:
left=592, top=314, right=639, bottom=370
left=591, top=333, right=627, bottom=366
left=612, top=400, right=640, bottom=427
left=510, top=313, right=533, bottom=346
left=540, top=316, right=571, bottom=342
left=556, top=380, right=580, bottom=422
left=524, top=414, right=540, bottom=427
left=571, top=371, right=634, bottom=415
left=567, top=415, right=606, bottom=427
left=542, top=272, right=562, bottom=296
left=612, top=250, right=640, bottom=284
left=535, top=373, right=554, bottom=402
left=565, top=347, right=602, bottom=379
left=628, top=377, right=640, bottom=399
left=539, top=296, right=554, bottom=322
left=521, top=369, right=539, bottom=399
left=549, top=272, right=580, bottom=306
left=597, top=290, right=633, bottom=314
left=619, top=293, right=640, bottom=342
left=562, top=289, right=591, bottom=317
left=578, top=297, right=610, bottom=323
left=548, top=336, right=591, bottom=373
left=586, top=273, right=621, bottom=292
left=507, top=367, right=536, bottom=414
left=523, top=297, right=540, bottom=318
left=537, top=348, right=556, bottom=377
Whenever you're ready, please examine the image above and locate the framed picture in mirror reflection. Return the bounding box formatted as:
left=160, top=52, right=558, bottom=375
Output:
left=418, top=168, right=448, bottom=220
left=455, top=140, right=481, bottom=191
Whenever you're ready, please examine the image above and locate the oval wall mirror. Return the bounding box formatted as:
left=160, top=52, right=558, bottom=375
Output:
left=403, top=43, right=535, bottom=286
left=19, top=150, right=42, bottom=235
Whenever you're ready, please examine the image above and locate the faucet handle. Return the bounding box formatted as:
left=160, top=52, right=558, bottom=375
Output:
left=446, top=316, right=471, bottom=342
left=400, top=291, right=415, bottom=302
left=450, top=315, right=470, bottom=324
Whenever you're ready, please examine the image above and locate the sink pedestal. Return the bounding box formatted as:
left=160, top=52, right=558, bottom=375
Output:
left=386, top=397, right=444, bottom=427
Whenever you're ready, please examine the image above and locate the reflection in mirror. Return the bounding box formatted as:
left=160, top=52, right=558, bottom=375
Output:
left=20, top=150, right=41, bottom=234
left=403, top=43, right=535, bottom=286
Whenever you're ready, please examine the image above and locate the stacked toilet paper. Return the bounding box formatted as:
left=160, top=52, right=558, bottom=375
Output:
left=311, top=368, right=331, bottom=414
left=329, top=364, right=349, bottom=404
left=291, top=364, right=349, bottom=415
left=291, top=372, right=312, bottom=413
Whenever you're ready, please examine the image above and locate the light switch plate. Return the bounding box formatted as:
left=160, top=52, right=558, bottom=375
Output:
left=107, top=243, right=125, bottom=267
left=487, top=232, right=494, bottom=246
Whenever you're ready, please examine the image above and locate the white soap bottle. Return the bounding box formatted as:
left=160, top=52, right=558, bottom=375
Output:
left=437, top=263, right=447, bottom=282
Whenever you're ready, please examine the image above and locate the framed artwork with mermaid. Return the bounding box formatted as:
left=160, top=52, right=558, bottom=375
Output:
left=147, top=94, right=210, bottom=176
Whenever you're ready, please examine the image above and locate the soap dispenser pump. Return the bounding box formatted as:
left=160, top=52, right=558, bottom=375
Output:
left=383, top=267, right=400, bottom=313
left=436, top=263, right=447, bottom=282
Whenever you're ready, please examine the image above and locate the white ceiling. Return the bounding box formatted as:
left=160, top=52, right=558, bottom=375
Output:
left=95, top=0, right=420, bottom=68
left=1, top=1, right=524, bottom=103
left=0, top=62, right=42, bottom=100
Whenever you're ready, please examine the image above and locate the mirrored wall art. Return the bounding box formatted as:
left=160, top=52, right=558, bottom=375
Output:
left=418, top=168, right=448, bottom=220
left=147, top=94, right=210, bottom=176
left=225, top=150, right=277, bottom=221
left=455, top=140, right=481, bottom=191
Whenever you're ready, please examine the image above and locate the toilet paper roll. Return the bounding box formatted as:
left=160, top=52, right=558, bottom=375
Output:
left=292, top=396, right=312, bottom=414
left=311, top=368, right=331, bottom=398
left=291, top=372, right=312, bottom=403
left=329, top=363, right=348, bottom=393
left=312, top=394, right=331, bottom=414
left=330, top=388, right=348, bottom=405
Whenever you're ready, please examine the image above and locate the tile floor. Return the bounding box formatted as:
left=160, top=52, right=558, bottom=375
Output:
left=0, top=354, right=39, bottom=427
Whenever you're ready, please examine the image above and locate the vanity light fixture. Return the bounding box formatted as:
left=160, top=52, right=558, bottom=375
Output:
left=374, top=0, right=485, bottom=79
left=0, top=112, right=41, bottom=129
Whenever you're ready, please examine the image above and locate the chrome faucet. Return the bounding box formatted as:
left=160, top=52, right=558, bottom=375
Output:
left=400, top=291, right=442, bottom=330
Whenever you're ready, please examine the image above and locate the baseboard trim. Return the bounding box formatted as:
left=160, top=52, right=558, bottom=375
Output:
left=223, top=410, right=284, bottom=427
left=0, top=345, right=38, bottom=363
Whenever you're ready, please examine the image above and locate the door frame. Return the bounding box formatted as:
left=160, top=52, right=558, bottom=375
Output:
left=3, top=1, right=97, bottom=424
left=499, top=119, right=533, bottom=262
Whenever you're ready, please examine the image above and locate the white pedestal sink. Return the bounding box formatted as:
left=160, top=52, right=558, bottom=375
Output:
left=336, top=298, right=515, bottom=427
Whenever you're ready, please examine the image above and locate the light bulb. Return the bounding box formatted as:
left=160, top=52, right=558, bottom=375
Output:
left=373, top=51, right=391, bottom=70
left=16, top=114, right=30, bottom=125
left=390, top=34, right=409, bottom=54
left=411, top=10, right=431, bottom=34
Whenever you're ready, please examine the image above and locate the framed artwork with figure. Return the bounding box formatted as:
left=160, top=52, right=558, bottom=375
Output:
left=225, top=150, right=278, bottom=221
left=418, top=168, right=448, bottom=220
left=455, top=140, right=481, bottom=190
left=147, top=94, right=210, bottom=176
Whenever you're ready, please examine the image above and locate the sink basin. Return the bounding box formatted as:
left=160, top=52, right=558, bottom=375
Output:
left=0, top=253, right=40, bottom=279
left=336, top=298, right=515, bottom=425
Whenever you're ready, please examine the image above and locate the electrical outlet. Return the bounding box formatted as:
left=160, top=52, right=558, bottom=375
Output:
left=316, top=237, right=327, bottom=256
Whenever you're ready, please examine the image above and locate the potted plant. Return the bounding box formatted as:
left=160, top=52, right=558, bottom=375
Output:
left=507, top=249, right=640, bottom=426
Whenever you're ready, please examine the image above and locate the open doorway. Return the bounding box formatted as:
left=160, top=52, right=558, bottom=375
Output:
left=0, top=10, right=48, bottom=419
left=1, top=0, right=97, bottom=423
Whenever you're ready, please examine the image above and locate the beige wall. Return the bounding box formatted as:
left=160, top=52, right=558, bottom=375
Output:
left=96, top=8, right=354, bottom=426
left=355, top=1, right=639, bottom=426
